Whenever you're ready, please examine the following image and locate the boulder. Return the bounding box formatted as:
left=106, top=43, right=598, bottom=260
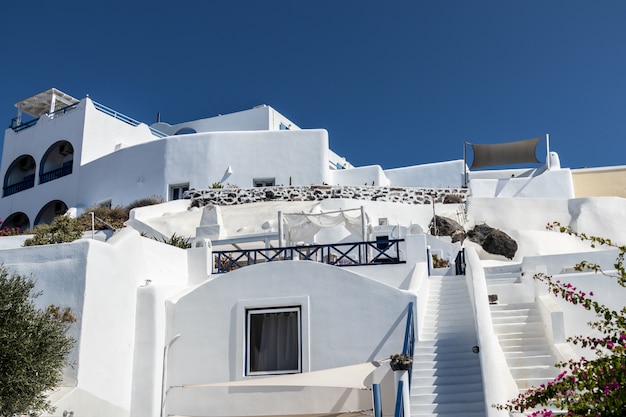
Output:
left=468, top=223, right=517, bottom=259
left=443, top=194, right=464, bottom=204
left=430, top=215, right=466, bottom=243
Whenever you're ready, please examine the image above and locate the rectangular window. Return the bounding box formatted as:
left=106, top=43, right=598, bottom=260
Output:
left=246, top=306, right=301, bottom=375
left=169, top=183, right=189, bottom=200
left=253, top=178, right=275, bottom=187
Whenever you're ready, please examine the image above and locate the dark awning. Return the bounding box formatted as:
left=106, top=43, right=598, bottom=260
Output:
left=469, top=136, right=541, bottom=169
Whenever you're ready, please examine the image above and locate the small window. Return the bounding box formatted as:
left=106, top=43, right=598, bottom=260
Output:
left=170, top=183, right=189, bottom=200
left=246, top=306, right=301, bottom=375
left=98, top=199, right=112, bottom=209
left=376, top=235, right=390, bottom=249
left=253, top=178, right=275, bottom=187
left=279, top=122, right=290, bottom=130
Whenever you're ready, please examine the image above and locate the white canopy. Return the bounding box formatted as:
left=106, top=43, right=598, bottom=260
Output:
left=182, top=361, right=383, bottom=390
left=283, top=208, right=370, bottom=244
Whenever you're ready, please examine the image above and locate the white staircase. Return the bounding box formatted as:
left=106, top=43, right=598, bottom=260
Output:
left=490, top=302, right=559, bottom=391
left=410, top=276, right=487, bottom=417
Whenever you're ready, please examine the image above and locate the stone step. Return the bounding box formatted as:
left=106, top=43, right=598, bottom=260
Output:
left=411, top=372, right=483, bottom=388
left=412, top=364, right=481, bottom=379
left=411, top=381, right=484, bottom=396
left=412, top=412, right=486, bottom=417
left=505, top=354, right=557, bottom=368
left=496, top=328, right=546, bottom=339
left=517, top=377, right=560, bottom=391
left=509, top=365, right=558, bottom=380
left=493, top=322, right=545, bottom=334
left=413, top=351, right=478, bottom=362
left=412, top=357, right=481, bottom=370
left=411, top=400, right=486, bottom=415
left=410, top=390, right=485, bottom=405
left=491, top=312, right=540, bottom=323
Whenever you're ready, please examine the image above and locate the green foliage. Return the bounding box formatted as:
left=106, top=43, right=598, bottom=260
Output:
left=76, top=196, right=165, bottom=231
left=155, top=233, right=192, bottom=249
left=211, top=182, right=224, bottom=189
left=496, top=222, right=626, bottom=417
left=23, top=216, right=84, bottom=247
left=125, top=195, right=165, bottom=212
left=0, top=266, right=75, bottom=416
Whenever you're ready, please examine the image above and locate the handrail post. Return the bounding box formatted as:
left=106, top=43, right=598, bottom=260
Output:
left=393, top=380, right=404, bottom=417
left=372, top=383, right=382, bottom=417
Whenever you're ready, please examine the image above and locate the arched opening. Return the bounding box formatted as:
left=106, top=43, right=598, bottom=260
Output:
left=3, top=155, right=36, bottom=197
left=35, top=200, right=68, bottom=226
left=174, top=127, right=197, bottom=135
left=2, top=212, right=30, bottom=232
left=40, top=141, right=74, bottom=184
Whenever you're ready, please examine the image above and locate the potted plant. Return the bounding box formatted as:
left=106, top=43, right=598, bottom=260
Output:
left=389, top=354, right=412, bottom=371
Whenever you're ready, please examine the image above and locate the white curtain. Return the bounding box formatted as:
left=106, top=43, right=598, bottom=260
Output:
left=284, top=210, right=369, bottom=243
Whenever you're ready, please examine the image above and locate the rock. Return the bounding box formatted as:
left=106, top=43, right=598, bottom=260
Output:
left=468, top=224, right=494, bottom=244
left=468, top=223, right=517, bottom=259
left=443, top=194, right=464, bottom=204
left=430, top=215, right=466, bottom=243
left=482, top=229, right=518, bottom=259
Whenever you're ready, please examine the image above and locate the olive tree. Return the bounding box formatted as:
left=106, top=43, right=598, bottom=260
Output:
left=0, top=266, right=75, bottom=416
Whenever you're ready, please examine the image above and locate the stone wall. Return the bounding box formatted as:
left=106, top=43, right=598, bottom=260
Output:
left=188, top=185, right=468, bottom=207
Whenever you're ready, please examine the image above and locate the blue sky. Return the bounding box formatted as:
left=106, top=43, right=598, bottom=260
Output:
left=1, top=1, right=625, bottom=170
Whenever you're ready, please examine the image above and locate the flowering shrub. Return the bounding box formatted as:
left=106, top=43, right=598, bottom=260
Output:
left=0, top=225, right=21, bottom=236
left=496, top=222, right=626, bottom=416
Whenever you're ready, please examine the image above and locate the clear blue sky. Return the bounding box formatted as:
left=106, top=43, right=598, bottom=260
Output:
left=1, top=1, right=625, bottom=170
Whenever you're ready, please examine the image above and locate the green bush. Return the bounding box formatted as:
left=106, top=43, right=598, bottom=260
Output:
left=76, top=195, right=165, bottom=231
left=155, top=233, right=192, bottom=249
left=23, top=215, right=85, bottom=246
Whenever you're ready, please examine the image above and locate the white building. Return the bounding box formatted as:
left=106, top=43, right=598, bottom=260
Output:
left=1, top=88, right=625, bottom=417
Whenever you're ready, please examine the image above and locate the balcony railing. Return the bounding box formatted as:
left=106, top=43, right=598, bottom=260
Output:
left=3, top=176, right=35, bottom=197
left=92, top=100, right=167, bottom=138
left=213, top=239, right=404, bottom=274
left=9, top=103, right=79, bottom=132
left=40, top=163, right=73, bottom=184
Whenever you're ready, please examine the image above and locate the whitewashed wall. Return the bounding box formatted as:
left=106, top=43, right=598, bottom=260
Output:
left=329, top=165, right=391, bottom=186
left=384, top=160, right=466, bottom=188
left=163, top=260, right=415, bottom=417
left=468, top=168, right=575, bottom=198
left=151, top=105, right=302, bottom=135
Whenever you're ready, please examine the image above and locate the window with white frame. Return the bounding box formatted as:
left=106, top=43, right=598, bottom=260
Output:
left=169, top=183, right=189, bottom=200
left=246, top=306, right=301, bottom=375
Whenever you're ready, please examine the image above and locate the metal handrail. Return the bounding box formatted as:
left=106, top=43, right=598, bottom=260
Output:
left=92, top=100, right=167, bottom=138
left=3, top=176, right=35, bottom=196
left=213, top=239, right=405, bottom=273
left=402, top=302, right=415, bottom=384
left=40, top=163, right=73, bottom=184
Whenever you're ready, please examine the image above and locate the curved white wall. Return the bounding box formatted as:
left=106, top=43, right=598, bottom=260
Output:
left=163, top=260, right=415, bottom=417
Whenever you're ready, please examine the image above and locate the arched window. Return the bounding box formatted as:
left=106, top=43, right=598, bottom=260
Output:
left=40, top=141, right=74, bottom=184
left=35, top=200, right=68, bottom=226
left=2, top=212, right=30, bottom=232
left=174, top=127, right=197, bottom=135
left=3, top=155, right=36, bottom=197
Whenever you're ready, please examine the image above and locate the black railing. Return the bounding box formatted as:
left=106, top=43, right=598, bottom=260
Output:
left=40, top=163, right=73, bottom=184
left=3, top=176, right=35, bottom=197
left=9, top=103, right=79, bottom=132
left=213, top=239, right=405, bottom=273
left=10, top=117, right=39, bottom=132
